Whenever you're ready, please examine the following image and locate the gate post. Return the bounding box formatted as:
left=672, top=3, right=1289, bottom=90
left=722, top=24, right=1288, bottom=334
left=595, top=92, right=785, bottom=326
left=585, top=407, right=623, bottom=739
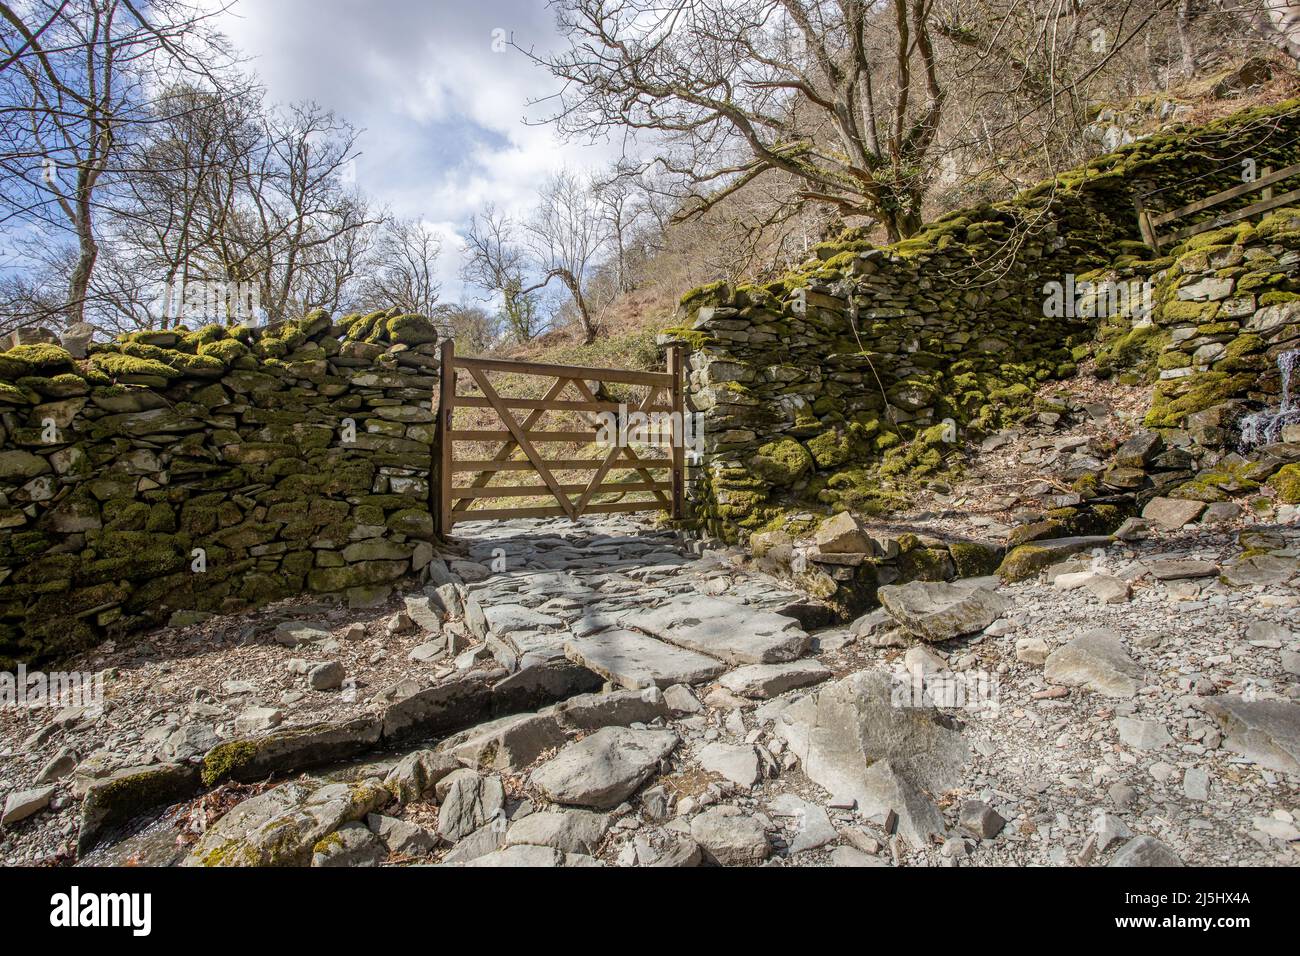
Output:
left=667, top=344, right=686, bottom=521
left=434, top=339, right=455, bottom=536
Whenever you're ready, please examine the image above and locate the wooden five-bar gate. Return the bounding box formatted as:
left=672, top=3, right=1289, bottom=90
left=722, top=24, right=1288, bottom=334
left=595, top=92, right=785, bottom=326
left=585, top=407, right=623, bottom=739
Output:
left=433, top=341, right=687, bottom=532
left=1136, top=162, right=1300, bottom=251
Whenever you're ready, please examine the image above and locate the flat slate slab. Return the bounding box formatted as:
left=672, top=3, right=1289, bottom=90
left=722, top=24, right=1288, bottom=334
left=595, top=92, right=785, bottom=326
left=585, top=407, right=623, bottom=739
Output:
left=564, top=629, right=726, bottom=690
left=622, top=596, right=809, bottom=665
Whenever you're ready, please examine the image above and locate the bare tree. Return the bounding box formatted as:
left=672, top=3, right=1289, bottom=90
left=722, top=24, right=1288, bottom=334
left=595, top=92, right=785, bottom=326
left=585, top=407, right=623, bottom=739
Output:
left=0, top=0, right=235, bottom=326
left=531, top=0, right=947, bottom=241
left=461, top=203, right=545, bottom=343
left=1241, top=0, right=1300, bottom=62
left=213, top=102, right=380, bottom=322
left=518, top=169, right=606, bottom=342
left=356, top=217, right=442, bottom=317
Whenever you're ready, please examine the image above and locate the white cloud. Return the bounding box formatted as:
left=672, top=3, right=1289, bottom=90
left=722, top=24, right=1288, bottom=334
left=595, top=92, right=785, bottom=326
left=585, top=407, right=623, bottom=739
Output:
left=211, top=0, right=631, bottom=301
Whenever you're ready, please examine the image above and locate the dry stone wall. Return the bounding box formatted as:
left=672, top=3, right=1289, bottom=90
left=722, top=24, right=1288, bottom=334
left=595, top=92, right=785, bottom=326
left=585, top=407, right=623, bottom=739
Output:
left=0, top=309, right=441, bottom=667
left=664, top=101, right=1300, bottom=542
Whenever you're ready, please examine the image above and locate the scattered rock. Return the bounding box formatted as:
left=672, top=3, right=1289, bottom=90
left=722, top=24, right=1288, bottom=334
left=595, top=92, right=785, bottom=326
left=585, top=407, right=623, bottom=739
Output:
left=1043, top=628, right=1144, bottom=698
left=689, top=806, right=771, bottom=865
left=1114, top=716, right=1172, bottom=750
left=717, top=661, right=833, bottom=699
left=1108, top=835, right=1182, bottom=867
left=530, top=727, right=678, bottom=809
left=959, top=800, right=1005, bottom=839
left=878, top=580, right=1009, bottom=642
left=1, top=786, right=54, bottom=826
left=698, top=742, right=761, bottom=788
left=307, top=661, right=345, bottom=691
left=1141, top=497, right=1206, bottom=531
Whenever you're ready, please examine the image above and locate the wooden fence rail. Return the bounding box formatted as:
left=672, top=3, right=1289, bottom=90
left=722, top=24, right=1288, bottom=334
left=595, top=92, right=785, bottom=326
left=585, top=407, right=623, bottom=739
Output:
left=433, top=341, right=686, bottom=532
left=1137, top=162, right=1300, bottom=251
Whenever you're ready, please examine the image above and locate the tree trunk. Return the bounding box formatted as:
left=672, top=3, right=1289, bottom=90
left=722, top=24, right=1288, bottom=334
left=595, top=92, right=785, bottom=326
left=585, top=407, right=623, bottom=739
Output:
left=65, top=217, right=98, bottom=327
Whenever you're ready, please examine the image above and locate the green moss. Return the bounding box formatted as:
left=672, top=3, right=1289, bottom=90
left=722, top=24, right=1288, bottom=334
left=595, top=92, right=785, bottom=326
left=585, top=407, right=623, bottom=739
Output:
left=751, top=438, right=813, bottom=486
left=1267, top=463, right=1300, bottom=504
left=2, top=343, right=73, bottom=373
left=90, top=351, right=182, bottom=383
left=198, top=338, right=250, bottom=363
left=1144, top=372, right=1257, bottom=427
left=200, top=739, right=259, bottom=787
left=679, top=280, right=730, bottom=309
left=948, top=541, right=1003, bottom=578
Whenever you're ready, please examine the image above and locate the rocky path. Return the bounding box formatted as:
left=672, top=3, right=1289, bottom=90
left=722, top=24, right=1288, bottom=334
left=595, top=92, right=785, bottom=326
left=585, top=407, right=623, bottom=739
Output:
left=3, top=511, right=1297, bottom=868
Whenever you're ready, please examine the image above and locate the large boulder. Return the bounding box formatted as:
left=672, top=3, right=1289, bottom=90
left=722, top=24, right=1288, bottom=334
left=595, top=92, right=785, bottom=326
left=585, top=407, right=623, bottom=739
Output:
left=529, top=727, right=678, bottom=809
left=1199, top=695, right=1300, bottom=774
left=774, top=670, right=968, bottom=828
left=878, top=580, right=1008, bottom=642
left=814, top=511, right=876, bottom=554
left=183, top=778, right=391, bottom=867
left=1043, top=629, right=1144, bottom=698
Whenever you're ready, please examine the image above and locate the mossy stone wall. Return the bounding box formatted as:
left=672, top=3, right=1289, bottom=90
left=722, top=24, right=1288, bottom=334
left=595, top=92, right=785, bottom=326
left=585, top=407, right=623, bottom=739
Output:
left=665, top=101, right=1300, bottom=541
left=0, top=309, right=440, bottom=667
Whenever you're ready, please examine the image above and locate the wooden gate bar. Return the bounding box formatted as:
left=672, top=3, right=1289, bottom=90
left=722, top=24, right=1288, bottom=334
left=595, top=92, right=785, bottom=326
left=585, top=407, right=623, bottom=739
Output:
left=436, top=347, right=688, bottom=529
left=567, top=378, right=672, bottom=507
left=1137, top=161, right=1300, bottom=251
left=467, top=366, right=576, bottom=519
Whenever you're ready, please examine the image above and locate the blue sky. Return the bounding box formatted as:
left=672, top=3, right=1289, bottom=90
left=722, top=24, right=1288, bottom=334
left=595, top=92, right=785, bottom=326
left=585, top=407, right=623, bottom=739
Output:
left=214, top=0, right=626, bottom=302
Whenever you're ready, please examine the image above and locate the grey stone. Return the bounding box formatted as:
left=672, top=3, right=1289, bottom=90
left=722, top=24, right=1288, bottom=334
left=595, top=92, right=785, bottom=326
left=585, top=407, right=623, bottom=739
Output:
left=698, top=742, right=761, bottom=788
left=775, top=670, right=969, bottom=807
left=183, top=778, right=392, bottom=866
left=459, top=844, right=563, bottom=867
left=1043, top=629, right=1143, bottom=697
left=530, top=727, right=678, bottom=809
left=234, top=707, right=283, bottom=735
left=814, top=511, right=875, bottom=554
left=383, top=749, right=459, bottom=804
left=565, top=630, right=725, bottom=689
left=273, top=621, right=331, bottom=646
left=1140, top=497, right=1206, bottom=531
left=1147, top=559, right=1219, bottom=580
left=1183, top=767, right=1210, bottom=801
left=307, top=661, right=345, bottom=691
left=855, top=760, right=947, bottom=848
left=878, top=581, right=1009, bottom=643
left=1200, top=695, right=1300, bottom=773
left=717, top=661, right=833, bottom=699
left=436, top=771, right=505, bottom=842
left=768, top=793, right=837, bottom=853
left=1221, top=554, right=1299, bottom=587
left=311, top=821, right=386, bottom=867
left=958, top=800, right=1005, bottom=839
left=505, top=809, right=611, bottom=854
left=1115, top=716, right=1172, bottom=750
left=557, top=687, right=670, bottom=730
left=663, top=684, right=703, bottom=715
left=2, top=786, right=54, bottom=826
left=829, top=845, right=889, bottom=867
left=1093, top=812, right=1132, bottom=851
left=483, top=604, right=563, bottom=634
left=439, top=712, right=567, bottom=772
left=626, top=595, right=809, bottom=665
left=689, top=806, right=770, bottom=865
left=35, top=746, right=78, bottom=784
left=367, top=813, right=437, bottom=856
left=1108, top=835, right=1182, bottom=867
left=630, top=828, right=701, bottom=867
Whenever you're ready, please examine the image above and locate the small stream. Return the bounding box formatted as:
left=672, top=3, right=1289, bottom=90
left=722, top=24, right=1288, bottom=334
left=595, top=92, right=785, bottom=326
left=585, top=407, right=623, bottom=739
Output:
left=1240, top=348, right=1300, bottom=447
